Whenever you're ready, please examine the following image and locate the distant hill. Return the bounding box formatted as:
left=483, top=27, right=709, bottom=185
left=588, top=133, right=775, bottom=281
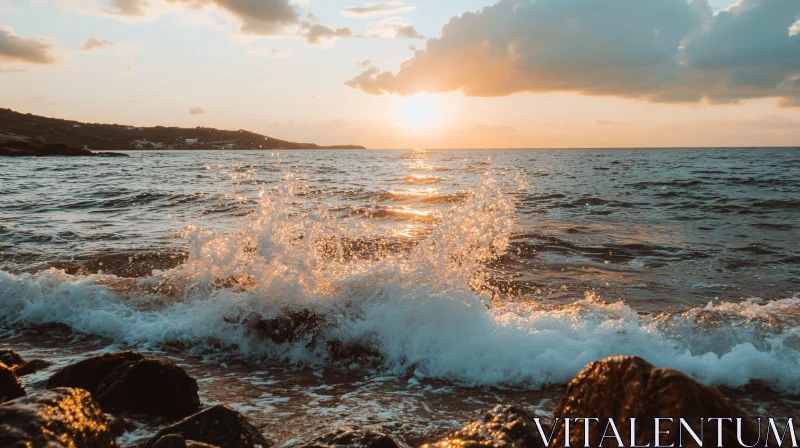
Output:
left=0, top=108, right=366, bottom=151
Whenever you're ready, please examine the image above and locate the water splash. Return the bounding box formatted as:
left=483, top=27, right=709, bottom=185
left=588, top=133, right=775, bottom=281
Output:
left=1, top=169, right=799, bottom=393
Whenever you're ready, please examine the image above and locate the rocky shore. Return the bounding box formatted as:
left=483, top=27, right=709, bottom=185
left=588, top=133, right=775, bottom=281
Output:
left=0, top=132, right=128, bottom=157
left=0, top=348, right=774, bottom=448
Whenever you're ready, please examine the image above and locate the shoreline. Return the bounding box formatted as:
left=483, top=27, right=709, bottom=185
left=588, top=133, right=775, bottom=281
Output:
left=2, top=333, right=798, bottom=447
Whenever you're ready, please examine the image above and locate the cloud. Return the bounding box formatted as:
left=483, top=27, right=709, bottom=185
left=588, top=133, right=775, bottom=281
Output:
left=103, top=0, right=150, bottom=16
left=394, top=24, right=423, bottom=39
left=0, top=28, right=56, bottom=64
left=342, top=1, right=416, bottom=18
left=789, top=18, right=800, bottom=36
left=358, top=59, right=372, bottom=67
left=302, top=23, right=353, bottom=45
left=83, top=36, right=115, bottom=51
left=189, top=106, right=205, bottom=115
left=168, top=0, right=300, bottom=35
left=346, top=0, right=800, bottom=107
left=74, top=0, right=302, bottom=36
left=365, top=17, right=424, bottom=39
left=98, top=0, right=353, bottom=45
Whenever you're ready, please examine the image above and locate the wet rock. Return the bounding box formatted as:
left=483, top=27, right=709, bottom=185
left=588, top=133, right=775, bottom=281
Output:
left=552, top=356, right=762, bottom=448
left=107, top=413, right=137, bottom=438
left=47, top=352, right=199, bottom=417
left=250, top=309, right=326, bottom=345
left=185, top=442, right=220, bottom=448
left=47, top=351, right=145, bottom=392
left=14, top=358, right=54, bottom=376
left=422, top=405, right=545, bottom=448
left=326, top=340, right=383, bottom=365
left=214, top=274, right=256, bottom=291
left=96, top=358, right=200, bottom=417
left=0, top=349, right=25, bottom=368
left=0, top=388, right=117, bottom=447
left=153, top=434, right=220, bottom=448
left=153, top=434, right=189, bottom=448
left=0, top=363, right=26, bottom=403
left=51, top=251, right=188, bottom=278
left=299, top=426, right=410, bottom=448
left=144, top=404, right=270, bottom=448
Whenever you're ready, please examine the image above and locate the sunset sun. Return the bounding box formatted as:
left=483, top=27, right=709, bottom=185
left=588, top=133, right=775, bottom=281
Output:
left=399, top=93, right=436, bottom=130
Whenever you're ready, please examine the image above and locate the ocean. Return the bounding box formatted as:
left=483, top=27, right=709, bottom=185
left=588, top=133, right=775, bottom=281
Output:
left=1, top=148, right=798, bottom=443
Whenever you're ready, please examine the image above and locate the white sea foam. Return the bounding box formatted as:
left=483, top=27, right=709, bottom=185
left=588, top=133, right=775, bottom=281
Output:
left=1, top=171, right=799, bottom=392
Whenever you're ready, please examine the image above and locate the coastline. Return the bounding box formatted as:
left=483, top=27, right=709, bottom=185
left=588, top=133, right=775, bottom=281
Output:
left=0, top=108, right=365, bottom=153
left=2, top=335, right=797, bottom=447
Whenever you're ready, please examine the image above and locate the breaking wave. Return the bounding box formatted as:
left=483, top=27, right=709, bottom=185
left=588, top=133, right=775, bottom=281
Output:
left=1, top=171, right=799, bottom=393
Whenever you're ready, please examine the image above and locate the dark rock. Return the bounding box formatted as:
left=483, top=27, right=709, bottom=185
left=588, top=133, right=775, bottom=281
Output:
left=250, top=309, right=326, bottom=345
left=0, top=349, right=25, bottom=368
left=14, top=358, right=54, bottom=376
left=299, top=426, right=410, bottom=448
left=0, top=363, right=26, bottom=403
left=326, top=340, right=383, bottom=364
left=552, top=356, right=763, bottom=448
left=47, top=351, right=145, bottom=392
left=422, top=405, right=545, bottom=448
left=96, top=358, right=200, bottom=417
left=144, top=404, right=270, bottom=448
left=94, top=151, right=131, bottom=157
left=186, top=442, right=220, bottom=448
left=51, top=251, right=188, bottom=278
left=153, top=434, right=189, bottom=448
left=152, top=434, right=220, bottom=448
left=107, top=413, right=138, bottom=438
left=46, top=352, right=199, bottom=417
left=0, top=388, right=117, bottom=447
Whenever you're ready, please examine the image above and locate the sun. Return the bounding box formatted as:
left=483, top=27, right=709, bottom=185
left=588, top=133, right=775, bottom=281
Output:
left=399, top=93, right=436, bottom=130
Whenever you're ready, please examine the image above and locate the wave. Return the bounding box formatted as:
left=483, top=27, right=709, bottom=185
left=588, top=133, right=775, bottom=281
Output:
left=1, top=171, right=799, bottom=393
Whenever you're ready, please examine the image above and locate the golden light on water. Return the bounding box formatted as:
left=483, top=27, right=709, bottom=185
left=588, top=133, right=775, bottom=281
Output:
left=387, top=187, right=443, bottom=198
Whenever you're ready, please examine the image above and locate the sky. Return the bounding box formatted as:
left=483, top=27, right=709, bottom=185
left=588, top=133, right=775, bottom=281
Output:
left=1, top=0, right=799, bottom=149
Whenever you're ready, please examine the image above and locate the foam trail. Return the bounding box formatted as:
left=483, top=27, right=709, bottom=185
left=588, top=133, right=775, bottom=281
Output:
left=1, top=171, right=799, bottom=393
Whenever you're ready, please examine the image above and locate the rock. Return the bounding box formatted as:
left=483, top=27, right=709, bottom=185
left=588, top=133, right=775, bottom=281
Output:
left=152, top=434, right=220, bottom=448
left=249, top=309, right=326, bottom=345
left=96, top=358, right=200, bottom=417
left=153, top=434, right=189, bottom=448
left=551, top=356, right=762, bottom=448
left=422, top=405, right=545, bottom=448
left=51, top=251, right=188, bottom=278
left=299, top=426, right=410, bottom=448
left=144, top=404, right=270, bottom=448
left=0, top=363, right=25, bottom=403
left=185, top=442, right=220, bottom=448
left=107, top=413, right=137, bottom=438
left=47, top=351, right=145, bottom=392
left=14, top=358, right=54, bottom=376
left=0, top=388, right=117, bottom=447
left=0, top=349, right=25, bottom=368
left=46, top=352, right=199, bottom=417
